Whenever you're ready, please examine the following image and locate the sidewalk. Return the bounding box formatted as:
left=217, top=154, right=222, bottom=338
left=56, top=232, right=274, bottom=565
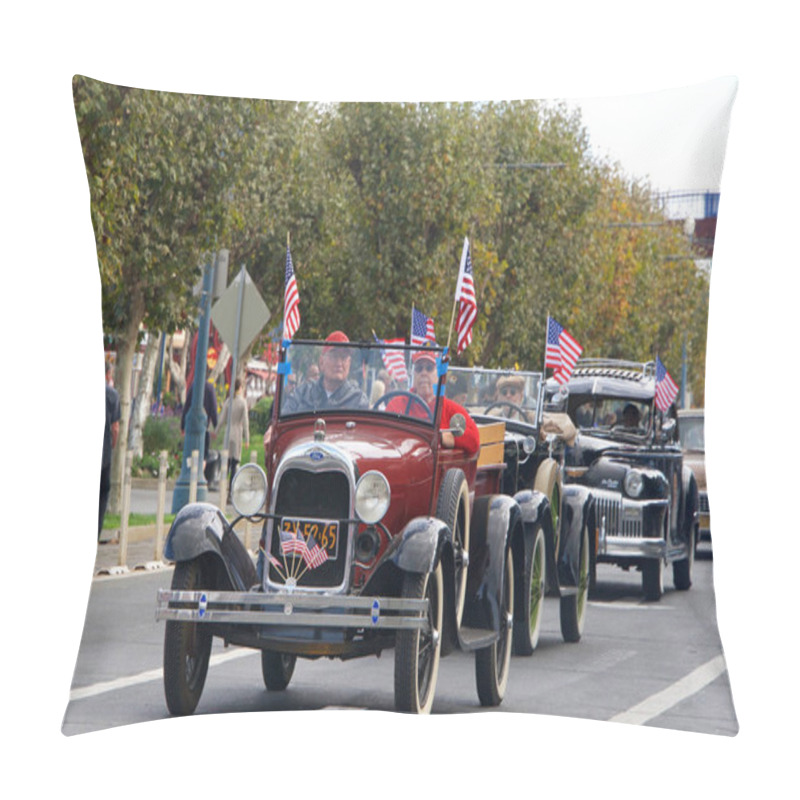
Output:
left=94, top=478, right=258, bottom=577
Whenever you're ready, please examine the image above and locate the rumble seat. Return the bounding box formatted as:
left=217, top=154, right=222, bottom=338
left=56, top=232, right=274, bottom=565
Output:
left=476, top=421, right=506, bottom=468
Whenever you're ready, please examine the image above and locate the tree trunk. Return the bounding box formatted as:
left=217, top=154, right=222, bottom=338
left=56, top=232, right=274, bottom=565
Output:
left=128, top=331, right=161, bottom=457
left=109, top=293, right=145, bottom=514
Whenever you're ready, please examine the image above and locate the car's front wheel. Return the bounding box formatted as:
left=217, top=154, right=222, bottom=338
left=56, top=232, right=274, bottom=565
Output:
left=673, top=523, right=696, bottom=591
left=642, top=558, right=664, bottom=601
left=163, top=560, right=213, bottom=716
left=261, top=651, right=297, bottom=691
left=513, top=525, right=546, bottom=656
left=476, top=547, right=514, bottom=706
left=394, top=565, right=443, bottom=714
left=560, top=525, right=589, bottom=642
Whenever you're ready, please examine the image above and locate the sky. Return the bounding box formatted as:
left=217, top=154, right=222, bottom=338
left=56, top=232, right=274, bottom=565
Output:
left=4, top=2, right=797, bottom=798
left=571, top=76, right=738, bottom=193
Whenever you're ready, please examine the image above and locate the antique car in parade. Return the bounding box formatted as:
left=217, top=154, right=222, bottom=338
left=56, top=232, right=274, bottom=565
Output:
left=678, top=408, right=710, bottom=548
left=156, top=336, right=539, bottom=715
left=447, top=366, right=591, bottom=651
left=551, top=359, right=698, bottom=601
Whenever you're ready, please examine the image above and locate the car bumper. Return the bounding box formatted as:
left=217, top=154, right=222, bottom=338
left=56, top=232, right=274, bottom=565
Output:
left=593, top=490, right=669, bottom=560
left=156, top=588, right=430, bottom=633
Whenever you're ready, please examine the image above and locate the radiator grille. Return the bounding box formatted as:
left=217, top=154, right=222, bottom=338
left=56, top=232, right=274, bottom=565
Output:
left=269, top=468, right=351, bottom=588
left=595, top=492, right=642, bottom=538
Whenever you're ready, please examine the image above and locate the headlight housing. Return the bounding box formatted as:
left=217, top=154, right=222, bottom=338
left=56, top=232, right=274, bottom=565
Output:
left=355, top=470, right=391, bottom=524
left=624, top=469, right=644, bottom=498
left=231, top=463, right=268, bottom=516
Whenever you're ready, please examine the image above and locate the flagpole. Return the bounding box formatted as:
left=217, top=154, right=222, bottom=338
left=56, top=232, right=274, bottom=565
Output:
left=543, top=314, right=550, bottom=377
left=446, top=236, right=469, bottom=355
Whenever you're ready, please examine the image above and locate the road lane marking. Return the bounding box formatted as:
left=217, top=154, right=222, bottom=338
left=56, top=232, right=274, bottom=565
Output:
left=610, top=654, right=727, bottom=725
left=68, top=647, right=256, bottom=702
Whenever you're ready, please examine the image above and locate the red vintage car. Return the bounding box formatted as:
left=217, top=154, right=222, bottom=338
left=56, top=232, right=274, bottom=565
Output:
left=156, top=337, right=542, bottom=715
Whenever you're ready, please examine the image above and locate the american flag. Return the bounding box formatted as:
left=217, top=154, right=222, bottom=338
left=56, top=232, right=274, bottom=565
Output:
left=545, top=316, right=583, bottom=384
left=303, top=542, right=329, bottom=570
left=454, top=237, right=477, bottom=354
left=280, top=528, right=308, bottom=559
left=374, top=334, right=409, bottom=384
left=282, top=244, right=300, bottom=341
left=655, top=356, right=679, bottom=412
left=411, top=308, right=436, bottom=347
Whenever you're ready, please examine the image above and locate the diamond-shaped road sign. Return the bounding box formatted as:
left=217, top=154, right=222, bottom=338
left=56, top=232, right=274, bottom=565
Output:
left=210, top=268, right=271, bottom=360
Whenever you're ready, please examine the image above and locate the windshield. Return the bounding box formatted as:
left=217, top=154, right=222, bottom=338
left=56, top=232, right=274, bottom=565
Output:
left=572, top=396, right=652, bottom=435
left=278, top=339, right=446, bottom=428
left=679, top=415, right=705, bottom=450
left=448, top=367, right=542, bottom=425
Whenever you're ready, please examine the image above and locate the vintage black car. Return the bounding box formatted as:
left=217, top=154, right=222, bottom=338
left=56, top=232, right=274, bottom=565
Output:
left=156, top=338, right=536, bottom=715
left=448, top=366, right=591, bottom=649
left=551, top=359, right=698, bottom=601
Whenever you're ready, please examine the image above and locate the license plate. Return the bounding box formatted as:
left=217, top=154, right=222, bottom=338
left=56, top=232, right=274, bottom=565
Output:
left=280, top=517, right=339, bottom=559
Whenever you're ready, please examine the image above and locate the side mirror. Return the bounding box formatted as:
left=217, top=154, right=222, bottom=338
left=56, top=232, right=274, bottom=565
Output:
left=658, top=417, right=677, bottom=443
left=448, top=413, right=467, bottom=438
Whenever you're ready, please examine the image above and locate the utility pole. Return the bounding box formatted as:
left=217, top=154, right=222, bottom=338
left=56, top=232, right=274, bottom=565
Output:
left=172, top=253, right=217, bottom=512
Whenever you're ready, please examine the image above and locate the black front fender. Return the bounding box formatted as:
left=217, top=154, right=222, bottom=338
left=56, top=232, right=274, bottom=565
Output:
left=559, top=486, right=592, bottom=589
left=389, top=516, right=451, bottom=574
left=164, top=502, right=258, bottom=591
left=461, top=494, right=518, bottom=640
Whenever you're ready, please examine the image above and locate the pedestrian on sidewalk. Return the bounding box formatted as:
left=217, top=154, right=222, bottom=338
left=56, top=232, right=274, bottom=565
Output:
left=99, top=359, right=120, bottom=540
left=216, top=378, right=250, bottom=495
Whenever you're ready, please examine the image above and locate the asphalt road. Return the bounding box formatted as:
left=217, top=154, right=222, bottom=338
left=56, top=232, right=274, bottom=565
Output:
left=63, top=542, right=736, bottom=737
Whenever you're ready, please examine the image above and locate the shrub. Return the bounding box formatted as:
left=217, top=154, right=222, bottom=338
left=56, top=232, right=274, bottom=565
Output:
left=249, top=396, right=274, bottom=436
left=143, top=415, right=182, bottom=455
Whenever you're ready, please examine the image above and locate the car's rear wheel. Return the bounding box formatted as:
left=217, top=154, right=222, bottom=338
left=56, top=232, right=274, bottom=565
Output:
left=476, top=547, right=514, bottom=706
left=436, top=469, right=470, bottom=628
left=534, top=459, right=561, bottom=592
left=560, top=525, right=589, bottom=642
left=513, top=525, right=546, bottom=656
left=261, top=651, right=297, bottom=691
left=394, top=565, right=443, bottom=714
left=163, top=560, right=213, bottom=716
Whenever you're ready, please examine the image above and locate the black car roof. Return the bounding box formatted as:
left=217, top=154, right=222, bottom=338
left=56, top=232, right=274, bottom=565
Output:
left=554, top=359, right=656, bottom=401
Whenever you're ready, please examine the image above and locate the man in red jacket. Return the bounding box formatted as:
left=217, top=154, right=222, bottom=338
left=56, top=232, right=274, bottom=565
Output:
left=387, top=347, right=480, bottom=456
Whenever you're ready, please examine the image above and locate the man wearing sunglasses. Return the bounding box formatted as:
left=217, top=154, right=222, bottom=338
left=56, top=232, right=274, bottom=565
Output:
left=387, top=347, right=480, bottom=455
left=282, top=330, right=369, bottom=414
left=491, top=374, right=532, bottom=423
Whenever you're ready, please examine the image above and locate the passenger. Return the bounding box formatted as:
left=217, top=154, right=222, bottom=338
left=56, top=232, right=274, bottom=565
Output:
left=387, top=346, right=480, bottom=455
left=282, top=331, right=369, bottom=414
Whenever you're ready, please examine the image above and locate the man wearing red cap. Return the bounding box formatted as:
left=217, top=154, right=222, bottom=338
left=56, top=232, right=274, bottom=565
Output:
left=282, top=331, right=369, bottom=414
left=387, top=347, right=480, bottom=455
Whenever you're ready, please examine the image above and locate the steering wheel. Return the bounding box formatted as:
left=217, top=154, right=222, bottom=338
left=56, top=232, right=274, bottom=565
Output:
left=484, top=401, right=530, bottom=422
left=373, top=390, right=433, bottom=421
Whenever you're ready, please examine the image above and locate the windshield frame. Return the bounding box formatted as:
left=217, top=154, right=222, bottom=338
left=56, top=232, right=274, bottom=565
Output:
left=569, top=394, right=654, bottom=439
left=275, top=338, right=449, bottom=430
left=448, top=366, right=545, bottom=428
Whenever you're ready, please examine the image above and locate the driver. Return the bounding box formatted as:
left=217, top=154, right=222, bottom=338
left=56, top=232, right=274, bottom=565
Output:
left=386, top=347, right=479, bottom=454
left=490, top=374, right=531, bottom=422
left=619, top=403, right=642, bottom=429
left=281, top=331, right=369, bottom=414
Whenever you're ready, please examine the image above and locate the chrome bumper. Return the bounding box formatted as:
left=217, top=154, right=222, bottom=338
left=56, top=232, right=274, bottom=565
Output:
left=156, top=589, right=430, bottom=632
left=595, top=490, right=669, bottom=559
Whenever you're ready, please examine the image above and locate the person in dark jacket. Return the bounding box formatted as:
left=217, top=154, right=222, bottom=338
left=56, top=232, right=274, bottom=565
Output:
left=180, top=379, right=218, bottom=465
left=99, top=360, right=121, bottom=540
left=281, top=331, right=368, bottom=414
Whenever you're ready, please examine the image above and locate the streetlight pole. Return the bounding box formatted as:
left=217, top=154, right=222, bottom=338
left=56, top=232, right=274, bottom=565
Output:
left=172, top=253, right=217, bottom=513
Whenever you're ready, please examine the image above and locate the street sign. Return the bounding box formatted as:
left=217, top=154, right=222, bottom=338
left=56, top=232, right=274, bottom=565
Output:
left=211, top=268, right=271, bottom=359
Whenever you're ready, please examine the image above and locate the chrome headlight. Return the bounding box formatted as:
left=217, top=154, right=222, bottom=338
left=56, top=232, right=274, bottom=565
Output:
left=231, top=463, right=268, bottom=516
left=355, top=470, right=391, bottom=524
left=624, top=469, right=644, bottom=498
